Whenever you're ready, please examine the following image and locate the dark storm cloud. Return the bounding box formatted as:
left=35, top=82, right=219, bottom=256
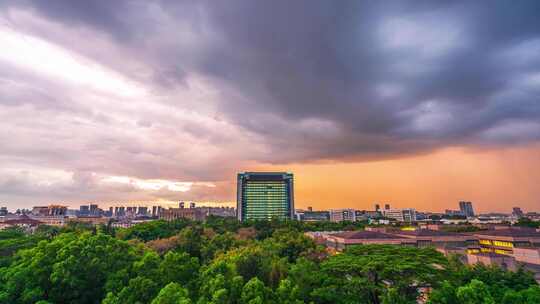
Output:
left=5, top=1, right=539, bottom=153
left=1, top=1, right=540, bottom=205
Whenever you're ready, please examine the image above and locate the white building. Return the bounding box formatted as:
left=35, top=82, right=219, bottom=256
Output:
left=329, top=209, right=356, bottom=222
left=383, top=208, right=417, bottom=222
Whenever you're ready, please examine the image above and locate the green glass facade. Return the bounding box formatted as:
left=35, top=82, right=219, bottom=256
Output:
left=237, top=172, right=294, bottom=221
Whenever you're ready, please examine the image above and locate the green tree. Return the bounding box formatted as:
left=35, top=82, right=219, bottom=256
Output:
left=276, top=279, right=304, bottom=304
left=240, top=277, right=271, bottom=304
left=159, top=252, right=199, bottom=286
left=456, top=279, right=495, bottom=304
left=0, top=233, right=140, bottom=304
left=151, top=283, right=191, bottom=304
left=381, top=288, right=414, bottom=304
left=313, top=245, right=448, bottom=303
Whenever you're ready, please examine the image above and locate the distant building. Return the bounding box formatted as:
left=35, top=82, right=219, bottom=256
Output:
left=384, top=208, right=417, bottom=222
left=298, top=211, right=330, bottom=222
left=137, top=206, right=148, bottom=216
left=160, top=208, right=207, bottom=221
left=384, top=204, right=390, bottom=210
left=0, top=214, right=43, bottom=229
left=375, top=204, right=380, bottom=212
left=204, top=207, right=236, bottom=218
left=237, top=172, right=294, bottom=221
left=473, top=228, right=540, bottom=256
left=445, top=209, right=464, bottom=217
left=28, top=215, right=66, bottom=226
left=512, top=207, right=524, bottom=218
left=32, top=205, right=67, bottom=216
left=355, top=210, right=380, bottom=220
left=0, top=207, right=7, bottom=216
left=329, top=209, right=356, bottom=222
left=66, top=209, right=78, bottom=217
left=89, top=204, right=102, bottom=216
left=459, top=201, right=475, bottom=217
left=190, top=202, right=196, bottom=209
left=317, top=228, right=475, bottom=252
left=70, top=217, right=109, bottom=226
left=126, top=207, right=136, bottom=216
left=79, top=205, right=90, bottom=216
left=32, top=206, right=49, bottom=216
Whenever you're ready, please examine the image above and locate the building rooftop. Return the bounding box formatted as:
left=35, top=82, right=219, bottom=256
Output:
left=4, top=215, right=43, bottom=225
left=394, top=229, right=468, bottom=237
left=474, top=228, right=540, bottom=238
left=331, top=230, right=408, bottom=240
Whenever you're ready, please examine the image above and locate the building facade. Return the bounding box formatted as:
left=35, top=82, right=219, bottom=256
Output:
left=383, top=208, right=417, bottom=222
left=459, top=201, right=475, bottom=217
left=160, top=208, right=208, bottom=221
left=298, top=211, right=330, bottom=222
left=329, top=209, right=356, bottom=222
left=237, top=172, right=294, bottom=221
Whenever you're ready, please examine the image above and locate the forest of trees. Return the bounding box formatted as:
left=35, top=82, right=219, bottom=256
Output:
left=0, top=217, right=539, bottom=304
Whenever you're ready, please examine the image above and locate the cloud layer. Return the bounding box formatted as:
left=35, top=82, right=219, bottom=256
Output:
left=1, top=1, right=539, bottom=208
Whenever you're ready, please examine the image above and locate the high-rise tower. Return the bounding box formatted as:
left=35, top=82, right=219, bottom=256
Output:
left=237, top=172, right=294, bottom=221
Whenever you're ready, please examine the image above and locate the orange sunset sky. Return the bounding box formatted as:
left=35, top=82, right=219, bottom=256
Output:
left=255, top=145, right=540, bottom=213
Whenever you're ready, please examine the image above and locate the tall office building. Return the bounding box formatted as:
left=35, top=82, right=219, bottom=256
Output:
left=237, top=172, right=294, bottom=221
left=459, top=201, right=475, bottom=217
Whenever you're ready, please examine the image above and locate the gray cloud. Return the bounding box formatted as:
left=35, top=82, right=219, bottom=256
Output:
left=1, top=1, right=540, bottom=206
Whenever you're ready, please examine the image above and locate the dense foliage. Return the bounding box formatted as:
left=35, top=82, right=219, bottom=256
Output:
left=514, top=218, right=540, bottom=229
left=0, top=217, right=538, bottom=303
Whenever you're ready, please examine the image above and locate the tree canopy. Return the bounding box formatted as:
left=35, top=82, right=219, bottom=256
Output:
left=0, top=218, right=537, bottom=304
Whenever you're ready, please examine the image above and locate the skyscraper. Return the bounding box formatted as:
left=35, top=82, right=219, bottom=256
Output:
left=237, top=172, right=294, bottom=221
left=459, top=201, right=475, bottom=217
left=512, top=207, right=524, bottom=218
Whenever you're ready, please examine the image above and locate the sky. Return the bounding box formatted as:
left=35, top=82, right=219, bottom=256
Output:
left=0, top=1, right=539, bottom=213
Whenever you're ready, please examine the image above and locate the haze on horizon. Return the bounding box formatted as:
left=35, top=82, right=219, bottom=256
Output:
left=1, top=1, right=539, bottom=213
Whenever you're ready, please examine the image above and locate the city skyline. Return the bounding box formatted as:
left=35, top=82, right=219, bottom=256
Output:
left=1, top=2, right=540, bottom=212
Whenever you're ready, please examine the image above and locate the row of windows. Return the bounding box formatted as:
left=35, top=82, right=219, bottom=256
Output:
left=479, top=239, right=514, bottom=248
left=244, top=184, right=287, bottom=186
left=244, top=194, right=288, bottom=196
left=480, top=247, right=512, bottom=255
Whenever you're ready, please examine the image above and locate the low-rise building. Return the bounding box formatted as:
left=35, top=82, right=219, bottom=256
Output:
left=317, top=228, right=477, bottom=252
left=383, top=208, right=417, bottom=222
left=0, top=215, right=43, bottom=230
left=467, top=252, right=517, bottom=271
left=69, top=216, right=110, bottom=225
left=297, top=211, right=330, bottom=221
left=324, top=230, right=412, bottom=251
left=160, top=208, right=207, bottom=221
left=473, top=228, right=540, bottom=256
left=329, top=209, right=356, bottom=222
left=29, top=215, right=66, bottom=226
left=513, top=247, right=540, bottom=265
left=32, top=205, right=67, bottom=216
